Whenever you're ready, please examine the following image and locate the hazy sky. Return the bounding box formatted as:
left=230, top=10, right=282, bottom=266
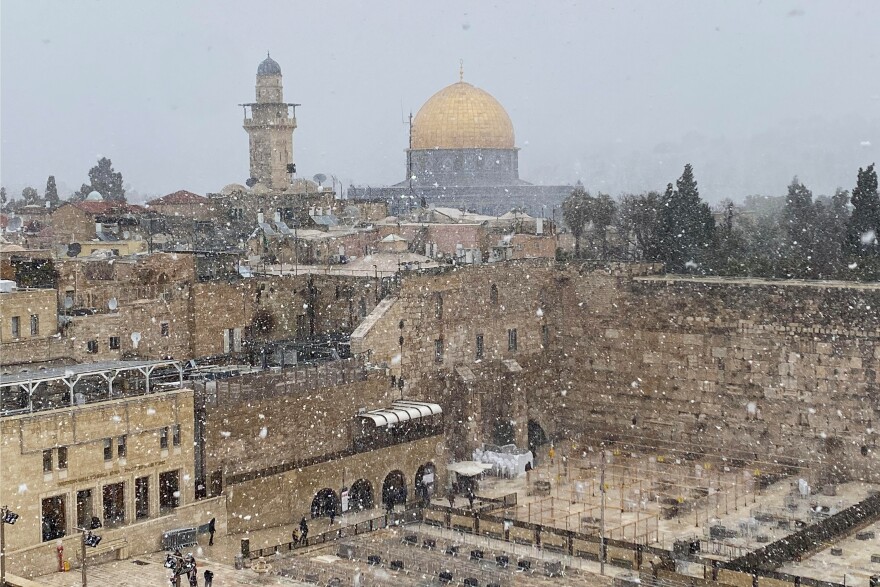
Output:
left=2, top=1, right=879, bottom=203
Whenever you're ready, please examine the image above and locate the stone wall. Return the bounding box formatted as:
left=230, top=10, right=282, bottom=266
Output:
left=224, top=435, right=443, bottom=534
left=204, top=371, right=394, bottom=479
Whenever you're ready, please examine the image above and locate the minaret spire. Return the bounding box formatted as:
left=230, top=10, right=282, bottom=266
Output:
left=459, top=59, right=464, bottom=82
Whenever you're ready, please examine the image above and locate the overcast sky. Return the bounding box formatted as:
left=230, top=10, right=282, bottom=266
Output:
left=2, top=1, right=879, bottom=203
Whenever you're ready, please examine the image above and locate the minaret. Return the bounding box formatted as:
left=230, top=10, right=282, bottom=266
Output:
left=240, top=53, right=298, bottom=190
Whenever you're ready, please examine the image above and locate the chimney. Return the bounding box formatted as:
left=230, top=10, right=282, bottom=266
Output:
left=274, top=210, right=281, bottom=223
left=257, top=211, right=265, bottom=224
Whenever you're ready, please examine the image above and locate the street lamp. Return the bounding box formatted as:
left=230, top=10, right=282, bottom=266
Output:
left=164, top=552, right=196, bottom=587
left=78, top=528, right=102, bottom=587
left=1, top=506, right=20, bottom=587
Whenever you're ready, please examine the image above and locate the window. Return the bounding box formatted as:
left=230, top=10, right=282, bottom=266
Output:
left=58, top=446, right=68, bottom=470
left=87, top=340, right=98, bottom=354
left=103, top=438, right=112, bottom=461
left=11, top=316, right=20, bottom=338
left=103, top=482, right=125, bottom=526
left=508, top=328, right=518, bottom=352
left=41, top=495, right=66, bottom=541
left=490, top=284, right=499, bottom=305
left=173, top=424, right=182, bottom=447
left=160, top=426, right=169, bottom=450
left=30, top=314, right=39, bottom=336
left=117, top=435, right=127, bottom=458
left=109, top=336, right=120, bottom=350
left=43, top=449, right=53, bottom=473
left=135, top=476, right=150, bottom=519
left=475, top=334, right=484, bottom=360
left=435, top=337, right=444, bottom=363
left=542, top=324, right=550, bottom=348
left=435, top=293, right=443, bottom=318
left=76, top=489, right=93, bottom=529
left=161, top=322, right=170, bottom=337
left=159, top=470, right=181, bottom=512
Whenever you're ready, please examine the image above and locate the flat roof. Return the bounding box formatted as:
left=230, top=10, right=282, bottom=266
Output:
left=0, top=359, right=180, bottom=387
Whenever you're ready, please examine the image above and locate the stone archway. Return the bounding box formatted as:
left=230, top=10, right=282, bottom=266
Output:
left=382, top=470, right=407, bottom=510
left=310, top=488, right=339, bottom=518
left=414, top=462, right=436, bottom=504
left=528, top=419, right=548, bottom=455
left=349, top=479, right=374, bottom=511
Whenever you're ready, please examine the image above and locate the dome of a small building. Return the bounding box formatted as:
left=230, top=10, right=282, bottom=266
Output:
left=257, top=54, right=282, bottom=76
left=220, top=183, right=249, bottom=196
left=86, top=190, right=103, bottom=201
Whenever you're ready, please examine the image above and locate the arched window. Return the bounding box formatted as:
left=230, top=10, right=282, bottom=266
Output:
left=490, top=284, right=498, bottom=305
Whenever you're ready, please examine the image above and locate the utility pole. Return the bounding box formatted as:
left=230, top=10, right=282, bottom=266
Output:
left=1, top=506, right=20, bottom=587
left=600, top=447, right=606, bottom=576
left=77, top=527, right=102, bottom=587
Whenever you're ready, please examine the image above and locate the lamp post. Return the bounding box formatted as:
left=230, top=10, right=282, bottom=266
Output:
left=164, top=551, right=195, bottom=587
left=1, top=506, right=20, bottom=587
left=77, top=527, right=102, bottom=587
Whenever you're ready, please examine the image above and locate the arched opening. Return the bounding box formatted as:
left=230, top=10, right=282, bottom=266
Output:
left=349, top=479, right=374, bottom=511
left=414, top=463, right=436, bottom=504
left=310, top=488, right=339, bottom=519
left=527, top=419, right=548, bottom=455
left=382, top=470, right=407, bottom=510
left=492, top=418, right=516, bottom=446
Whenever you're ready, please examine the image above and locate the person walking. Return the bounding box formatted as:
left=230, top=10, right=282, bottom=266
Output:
left=329, top=508, right=336, bottom=526
left=203, top=569, right=214, bottom=587
left=467, top=489, right=475, bottom=510
left=299, top=517, right=309, bottom=545
left=207, top=517, right=216, bottom=546
left=291, top=528, right=299, bottom=546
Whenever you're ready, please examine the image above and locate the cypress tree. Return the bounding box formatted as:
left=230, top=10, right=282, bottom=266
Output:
left=657, top=164, right=716, bottom=272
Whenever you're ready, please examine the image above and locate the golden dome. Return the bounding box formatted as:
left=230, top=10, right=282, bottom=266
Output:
left=411, top=81, right=515, bottom=150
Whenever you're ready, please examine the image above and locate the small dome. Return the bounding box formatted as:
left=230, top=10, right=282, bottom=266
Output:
left=86, top=190, right=103, bottom=201
left=220, top=183, right=249, bottom=196
left=257, top=55, right=282, bottom=76
left=412, top=81, right=515, bottom=150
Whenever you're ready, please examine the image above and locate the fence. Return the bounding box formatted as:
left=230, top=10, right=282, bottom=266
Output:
left=204, top=356, right=367, bottom=408
left=248, top=513, right=391, bottom=559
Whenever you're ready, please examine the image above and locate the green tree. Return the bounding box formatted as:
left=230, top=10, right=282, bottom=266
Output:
left=74, top=157, right=126, bottom=202
left=562, top=183, right=590, bottom=258
left=847, top=163, right=879, bottom=257
left=616, top=191, right=663, bottom=261
left=21, top=186, right=39, bottom=205
left=709, top=200, right=748, bottom=275
left=656, top=164, right=715, bottom=272
left=44, top=175, right=60, bottom=205
left=781, top=177, right=817, bottom=277
left=585, top=193, right=617, bottom=260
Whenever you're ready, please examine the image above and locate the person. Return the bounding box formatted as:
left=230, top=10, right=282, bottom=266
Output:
left=385, top=498, right=393, bottom=514
left=548, top=445, right=556, bottom=465
left=467, top=490, right=475, bottom=510
left=203, top=569, right=214, bottom=587
left=329, top=508, right=336, bottom=526
left=447, top=493, right=455, bottom=509
left=291, top=528, right=299, bottom=545
left=299, top=517, right=309, bottom=545
left=208, top=517, right=216, bottom=546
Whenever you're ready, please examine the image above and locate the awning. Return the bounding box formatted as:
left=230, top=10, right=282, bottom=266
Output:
left=447, top=461, right=494, bottom=477
left=358, top=400, right=442, bottom=427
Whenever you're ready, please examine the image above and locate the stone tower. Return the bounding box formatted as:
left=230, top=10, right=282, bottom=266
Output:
left=241, top=54, right=298, bottom=190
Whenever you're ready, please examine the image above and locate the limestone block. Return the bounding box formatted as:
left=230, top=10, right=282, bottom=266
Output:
left=712, top=347, right=727, bottom=359
left=605, top=329, right=620, bottom=339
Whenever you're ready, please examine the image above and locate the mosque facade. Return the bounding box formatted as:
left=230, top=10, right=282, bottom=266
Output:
left=348, top=73, right=572, bottom=216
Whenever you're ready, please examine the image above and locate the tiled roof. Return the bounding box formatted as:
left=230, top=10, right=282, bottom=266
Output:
left=69, top=201, right=145, bottom=215
left=147, top=190, right=208, bottom=205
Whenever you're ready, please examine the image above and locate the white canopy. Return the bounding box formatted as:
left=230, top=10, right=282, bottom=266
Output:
left=447, top=461, right=494, bottom=477
left=358, top=400, right=442, bottom=427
